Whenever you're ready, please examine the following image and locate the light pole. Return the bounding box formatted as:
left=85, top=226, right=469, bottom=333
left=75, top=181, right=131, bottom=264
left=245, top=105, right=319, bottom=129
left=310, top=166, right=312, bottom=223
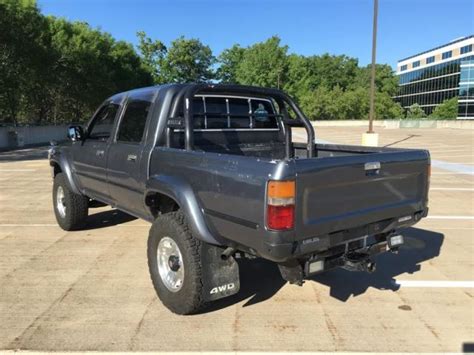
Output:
left=362, top=0, right=379, bottom=146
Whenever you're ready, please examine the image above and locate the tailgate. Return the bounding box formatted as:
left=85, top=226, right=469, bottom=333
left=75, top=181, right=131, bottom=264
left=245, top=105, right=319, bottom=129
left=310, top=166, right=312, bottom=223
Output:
left=295, top=150, right=430, bottom=239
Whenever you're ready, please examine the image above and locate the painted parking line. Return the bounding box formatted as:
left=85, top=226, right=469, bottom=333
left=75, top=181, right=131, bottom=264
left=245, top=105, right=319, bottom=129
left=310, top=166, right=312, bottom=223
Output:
left=434, top=154, right=474, bottom=158
left=427, top=215, right=474, bottom=220
left=422, top=227, right=474, bottom=230
left=431, top=171, right=474, bottom=175
left=431, top=160, right=474, bottom=175
left=0, top=223, right=149, bottom=227
left=394, top=280, right=474, bottom=288
left=430, top=187, right=474, bottom=191
left=429, top=149, right=473, bottom=153
left=0, top=224, right=59, bottom=227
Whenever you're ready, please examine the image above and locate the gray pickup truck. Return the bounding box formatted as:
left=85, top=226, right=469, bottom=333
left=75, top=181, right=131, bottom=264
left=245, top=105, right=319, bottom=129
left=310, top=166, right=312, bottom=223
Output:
left=49, top=84, right=430, bottom=314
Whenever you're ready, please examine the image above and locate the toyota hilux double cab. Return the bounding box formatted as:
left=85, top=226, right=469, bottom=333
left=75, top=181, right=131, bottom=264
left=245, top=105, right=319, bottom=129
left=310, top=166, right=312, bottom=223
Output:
left=49, top=84, right=430, bottom=314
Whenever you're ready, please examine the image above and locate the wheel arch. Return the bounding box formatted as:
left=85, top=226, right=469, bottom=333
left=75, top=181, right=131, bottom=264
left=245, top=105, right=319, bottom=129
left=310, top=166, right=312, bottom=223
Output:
left=50, top=157, right=82, bottom=195
left=145, top=175, right=224, bottom=246
left=145, top=190, right=180, bottom=217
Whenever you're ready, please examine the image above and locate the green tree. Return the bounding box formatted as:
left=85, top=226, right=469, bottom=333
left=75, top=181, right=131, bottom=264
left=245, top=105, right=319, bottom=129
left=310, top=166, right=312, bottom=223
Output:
left=300, top=86, right=344, bottom=120
left=430, top=97, right=458, bottom=119
left=137, top=31, right=167, bottom=84
left=109, top=40, right=154, bottom=91
left=339, top=87, right=369, bottom=120
left=284, top=54, right=313, bottom=99
left=373, top=91, right=404, bottom=119
left=298, top=85, right=403, bottom=121
left=48, top=18, right=152, bottom=122
left=406, top=103, right=427, bottom=119
left=216, top=44, right=245, bottom=83
left=310, top=54, right=359, bottom=90
left=0, top=0, right=51, bottom=124
left=236, top=36, right=288, bottom=88
left=353, top=64, right=399, bottom=96
left=283, top=53, right=361, bottom=116
left=160, top=36, right=215, bottom=83
left=0, top=2, right=152, bottom=125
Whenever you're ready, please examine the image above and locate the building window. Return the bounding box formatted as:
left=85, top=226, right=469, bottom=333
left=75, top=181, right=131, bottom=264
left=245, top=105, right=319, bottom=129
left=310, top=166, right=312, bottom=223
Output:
left=400, top=64, right=407, bottom=71
left=413, top=60, right=420, bottom=68
left=426, top=56, right=435, bottom=64
left=442, top=51, right=452, bottom=60
left=461, top=44, right=473, bottom=54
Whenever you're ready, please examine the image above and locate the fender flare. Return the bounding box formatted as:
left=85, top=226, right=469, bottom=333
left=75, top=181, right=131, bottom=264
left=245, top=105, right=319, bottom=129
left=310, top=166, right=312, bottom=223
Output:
left=145, top=175, right=225, bottom=246
left=50, top=155, right=82, bottom=195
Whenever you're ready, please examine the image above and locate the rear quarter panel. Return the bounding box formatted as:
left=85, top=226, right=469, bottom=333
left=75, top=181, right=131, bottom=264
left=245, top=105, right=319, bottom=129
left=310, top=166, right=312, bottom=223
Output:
left=149, top=147, right=293, bottom=252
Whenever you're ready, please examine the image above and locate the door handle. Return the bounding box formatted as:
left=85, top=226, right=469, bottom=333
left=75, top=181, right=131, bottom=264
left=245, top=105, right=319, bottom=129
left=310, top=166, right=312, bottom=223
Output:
left=96, top=150, right=105, bottom=157
left=127, top=154, right=137, bottom=162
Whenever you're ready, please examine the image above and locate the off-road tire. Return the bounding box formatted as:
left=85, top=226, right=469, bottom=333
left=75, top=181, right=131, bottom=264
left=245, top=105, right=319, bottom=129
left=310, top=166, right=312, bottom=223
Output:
left=147, top=211, right=206, bottom=315
left=53, top=173, right=89, bottom=231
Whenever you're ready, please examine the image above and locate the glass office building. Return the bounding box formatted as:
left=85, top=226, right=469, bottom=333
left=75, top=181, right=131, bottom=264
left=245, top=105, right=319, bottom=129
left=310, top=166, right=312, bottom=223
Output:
left=394, top=35, right=474, bottom=118
left=459, top=59, right=474, bottom=118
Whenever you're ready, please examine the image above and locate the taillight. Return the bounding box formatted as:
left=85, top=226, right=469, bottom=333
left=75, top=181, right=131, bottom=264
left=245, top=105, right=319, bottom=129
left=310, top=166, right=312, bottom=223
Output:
left=267, top=180, right=295, bottom=230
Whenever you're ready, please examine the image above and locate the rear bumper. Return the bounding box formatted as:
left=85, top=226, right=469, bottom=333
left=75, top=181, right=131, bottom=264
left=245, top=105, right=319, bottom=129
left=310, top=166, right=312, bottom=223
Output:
left=260, top=209, right=428, bottom=263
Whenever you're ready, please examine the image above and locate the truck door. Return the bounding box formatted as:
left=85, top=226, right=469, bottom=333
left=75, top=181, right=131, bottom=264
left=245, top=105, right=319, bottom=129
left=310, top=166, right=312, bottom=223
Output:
left=106, top=90, right=155, bottom=215
left=71, top=98, right=122, bottom=201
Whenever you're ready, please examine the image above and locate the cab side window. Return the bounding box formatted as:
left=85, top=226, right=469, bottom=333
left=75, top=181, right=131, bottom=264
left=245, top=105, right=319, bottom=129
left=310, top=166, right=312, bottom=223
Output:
left=116, top=91, right=155, bottom=143
left=88, top=103, right=120, bottom=140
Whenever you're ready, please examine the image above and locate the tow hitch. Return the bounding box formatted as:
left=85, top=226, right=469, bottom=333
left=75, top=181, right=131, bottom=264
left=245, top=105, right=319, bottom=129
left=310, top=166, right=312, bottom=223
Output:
left=342, top=252, right=376, bottom=273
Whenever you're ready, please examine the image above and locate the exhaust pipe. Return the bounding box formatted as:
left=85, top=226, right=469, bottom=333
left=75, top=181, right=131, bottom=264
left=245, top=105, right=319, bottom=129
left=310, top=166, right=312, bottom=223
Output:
left=366, top=260, right=376, bottom=273
left=221, top=247, right=236, bottom=260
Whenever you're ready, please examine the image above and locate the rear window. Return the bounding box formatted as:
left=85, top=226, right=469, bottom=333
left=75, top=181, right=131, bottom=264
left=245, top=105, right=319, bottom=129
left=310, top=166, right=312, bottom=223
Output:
left=192, top=97, right=206, bottom=129
left=251, top=99, right=278, bottom=128
left=229, top=98, right=250, bottom=128
left=191, top=96, right=277, bottom=129
left=205, top=97, right=227, bottom=128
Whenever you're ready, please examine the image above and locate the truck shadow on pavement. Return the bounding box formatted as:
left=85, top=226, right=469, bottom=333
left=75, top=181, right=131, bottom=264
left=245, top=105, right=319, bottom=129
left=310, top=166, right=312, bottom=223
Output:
left=204, top=227, right=443, bottom=313
left=310, top=227, right=444, bottom=302
left=84, top=209, right=137, bottom=230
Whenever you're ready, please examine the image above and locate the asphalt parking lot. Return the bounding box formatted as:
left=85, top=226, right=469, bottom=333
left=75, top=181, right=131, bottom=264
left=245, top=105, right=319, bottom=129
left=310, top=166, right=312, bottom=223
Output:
left=0, top=126, right=473, bottom=352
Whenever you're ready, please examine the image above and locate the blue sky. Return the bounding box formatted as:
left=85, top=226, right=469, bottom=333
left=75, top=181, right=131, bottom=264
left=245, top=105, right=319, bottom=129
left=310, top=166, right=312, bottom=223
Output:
left=38, top=0, right=474, bottom=68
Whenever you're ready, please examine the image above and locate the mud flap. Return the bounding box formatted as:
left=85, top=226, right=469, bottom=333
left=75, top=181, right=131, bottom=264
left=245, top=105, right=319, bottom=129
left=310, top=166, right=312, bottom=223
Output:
left=201, top=244, right=240, bottom=302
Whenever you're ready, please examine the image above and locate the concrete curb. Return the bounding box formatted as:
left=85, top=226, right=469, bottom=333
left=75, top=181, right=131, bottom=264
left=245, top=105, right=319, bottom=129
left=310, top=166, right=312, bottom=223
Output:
left=0, top=125, right=69, bottom=149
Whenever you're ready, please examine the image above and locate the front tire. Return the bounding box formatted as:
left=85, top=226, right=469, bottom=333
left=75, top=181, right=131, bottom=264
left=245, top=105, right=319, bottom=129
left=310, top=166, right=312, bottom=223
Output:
left=147, top=211, right=206, bottom=315
left=53, top=173, right=89, bottom=231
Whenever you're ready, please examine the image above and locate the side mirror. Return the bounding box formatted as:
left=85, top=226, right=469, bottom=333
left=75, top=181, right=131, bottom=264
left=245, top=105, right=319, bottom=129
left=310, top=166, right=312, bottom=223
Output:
left=67, top=126, right=84, bottom=142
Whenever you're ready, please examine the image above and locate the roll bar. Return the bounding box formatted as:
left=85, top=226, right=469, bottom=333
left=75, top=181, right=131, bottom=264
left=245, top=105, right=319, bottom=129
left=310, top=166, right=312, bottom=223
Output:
left=168, top=84, right=316, bottom=159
